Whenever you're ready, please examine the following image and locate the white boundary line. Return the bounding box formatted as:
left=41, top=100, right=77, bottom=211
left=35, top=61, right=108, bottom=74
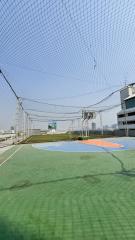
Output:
left=0, top=145, right=23, bottom=168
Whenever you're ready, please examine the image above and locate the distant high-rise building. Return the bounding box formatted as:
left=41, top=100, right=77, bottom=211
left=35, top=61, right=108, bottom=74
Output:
left=92, top=122, right=96, bottom=130
left=111, top=124, right=118, bottom=129
left=103, top=125, right=109, bottom=130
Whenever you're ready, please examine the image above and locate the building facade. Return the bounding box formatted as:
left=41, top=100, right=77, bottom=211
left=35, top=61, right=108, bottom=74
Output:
left=117, top=84, right=135, bottom=135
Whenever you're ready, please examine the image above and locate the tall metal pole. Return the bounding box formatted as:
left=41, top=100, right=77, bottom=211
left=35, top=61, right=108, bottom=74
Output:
left=26, top=113, right=29, bottom=138
left=28, top=116, right=30, bottom=137
left=124, top=101, right=128, bottom=137
left=85, top=120, right=88, bottom=137
left=16, top=99, right=20, bottom=142
left=81, top=120, right=84, bottom=137
left=71, top=120, right=73, bottom=133
left=87, top=119, right=89, bottom=137
left=99, top=111, right=103, bottom=136
left=0, top=69, right=29, bottom=142
left=23, top=111, right=26, bottom=140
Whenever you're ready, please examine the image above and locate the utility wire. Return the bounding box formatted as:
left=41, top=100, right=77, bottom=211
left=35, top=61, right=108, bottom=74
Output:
left=0, top=69, right=121, bottom=118
left=25, top=103, right=121, bottom=114
left=41, top=85, right=121, bottom=101
left=23, top=84, right=121, bottom=101
left=29, top=113, right=81, bottom=119
left=31, top=117, right=81, bottom=122
left=0, top=68, right=28, bottom=114
left=21, top=87, right=121, bottom=109
left=25, top=108, right=80, bottom=114
left=1, top=71, right=120, bottom=110
left=21, top=97, right=84, bottom=108
left=98, top=104, right=120, bottom=112
left=29, top=103, right=120, bottom=122
left=86, top=89, right=120, bottom=108
left=0, top=69, right=19, bottom=100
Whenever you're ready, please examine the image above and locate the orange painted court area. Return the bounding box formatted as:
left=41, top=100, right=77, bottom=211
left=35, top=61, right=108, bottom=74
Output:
left=81, top=139, right=123, bottom=148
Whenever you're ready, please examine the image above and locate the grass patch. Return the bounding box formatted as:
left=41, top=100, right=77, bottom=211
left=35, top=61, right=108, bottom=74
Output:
left=21, top=133, right=78, bottom=144
left=21, top=133, right=114, bottom=144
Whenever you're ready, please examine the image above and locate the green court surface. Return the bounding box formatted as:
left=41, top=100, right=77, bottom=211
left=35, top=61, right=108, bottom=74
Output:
left=0, top=144, right=135, bottom=239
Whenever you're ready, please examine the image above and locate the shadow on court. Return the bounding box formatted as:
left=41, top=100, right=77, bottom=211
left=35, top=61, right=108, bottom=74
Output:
left=0, top=218, right=53, bottom=240
left=0, top=170, right=135, bottom=192
left=0, top=148, right=135, bottom=192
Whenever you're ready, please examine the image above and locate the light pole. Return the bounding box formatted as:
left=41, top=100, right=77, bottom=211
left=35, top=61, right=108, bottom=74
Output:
left=99, top=111, right=103, bottom=136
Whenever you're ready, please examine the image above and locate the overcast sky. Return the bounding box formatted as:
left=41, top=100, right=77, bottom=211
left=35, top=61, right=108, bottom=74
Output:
left=0, top=0, right=135, bottom=130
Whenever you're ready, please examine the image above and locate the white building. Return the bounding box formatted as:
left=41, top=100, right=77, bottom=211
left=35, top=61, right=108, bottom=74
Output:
left=117, top=84, right=135, bottom=135
left=30, top=129, right=41, bottom=135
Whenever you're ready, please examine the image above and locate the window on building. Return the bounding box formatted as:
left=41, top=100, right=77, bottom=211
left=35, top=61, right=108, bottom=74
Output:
left=122, top=120, right=135, bottom=125
left=118, top=114, right=125, bottom=118
left=125, top=97, right=135, bottom=109
left=128, top=112, right=135, bottom=116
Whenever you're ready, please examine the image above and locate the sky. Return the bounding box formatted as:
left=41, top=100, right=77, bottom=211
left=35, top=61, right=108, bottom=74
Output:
left=0, top=0, right=135, bottom=130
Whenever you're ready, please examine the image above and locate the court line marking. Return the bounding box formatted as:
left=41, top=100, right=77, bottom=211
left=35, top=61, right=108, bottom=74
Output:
left=0, top=145, right=23, bottom=168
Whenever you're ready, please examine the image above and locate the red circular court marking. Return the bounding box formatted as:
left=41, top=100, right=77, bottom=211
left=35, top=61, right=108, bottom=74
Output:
left=81, top=139, right=123, bottom=148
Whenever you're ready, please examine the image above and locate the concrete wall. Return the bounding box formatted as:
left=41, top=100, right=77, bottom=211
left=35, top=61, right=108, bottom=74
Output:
left=73, top=129, right=135, bottom=137
left=114, top=129, right=135, bottom=137
left=30, top=129, right=41, bottom=135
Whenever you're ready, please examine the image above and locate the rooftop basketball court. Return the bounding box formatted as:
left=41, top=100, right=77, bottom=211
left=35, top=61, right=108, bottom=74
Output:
left=33, top=137, right=135, bottom=152
left=0, top=137, right=135, bottom=239
left=1, top=0, right=135, bottom=239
